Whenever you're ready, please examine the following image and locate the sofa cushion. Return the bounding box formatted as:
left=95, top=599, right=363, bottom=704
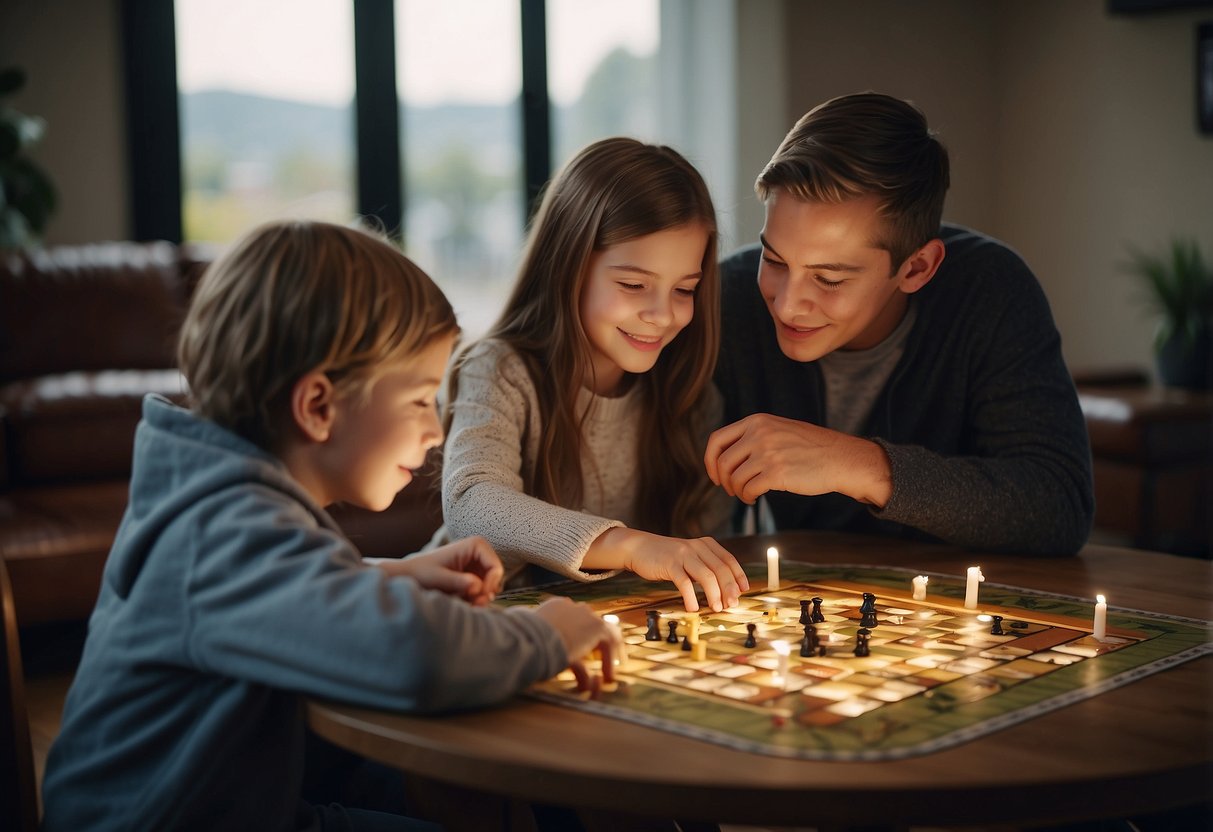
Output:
left=0, top=242, right=187, bottom=382
left=0, top=370, right=186, bottom=485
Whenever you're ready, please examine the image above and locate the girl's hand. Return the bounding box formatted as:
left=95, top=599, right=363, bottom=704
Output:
left=531, top=597, right=619, bottom=694
left=583, top=527, right=749, bottom=612
left=374, top=536, right=504, bottom=606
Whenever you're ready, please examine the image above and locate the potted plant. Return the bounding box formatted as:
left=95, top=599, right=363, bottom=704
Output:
left=0, top=66, right=58, bottom=249
left=1125, top=237, right=1213, bottom=390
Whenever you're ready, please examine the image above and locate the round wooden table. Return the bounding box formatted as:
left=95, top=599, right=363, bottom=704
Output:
left=308, top=532, right=1213, bottom=830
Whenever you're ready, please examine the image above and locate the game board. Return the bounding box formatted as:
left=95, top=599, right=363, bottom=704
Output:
left=498, top=562, right=1213, bottom=761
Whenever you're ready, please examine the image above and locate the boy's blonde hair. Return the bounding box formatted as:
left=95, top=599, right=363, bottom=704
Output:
left=757, top=92, right=950, bottom=271
left=179, top=220, right=457, bottom=450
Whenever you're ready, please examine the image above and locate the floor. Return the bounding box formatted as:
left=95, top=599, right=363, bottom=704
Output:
left=20, top=622, right=1208, bottom=832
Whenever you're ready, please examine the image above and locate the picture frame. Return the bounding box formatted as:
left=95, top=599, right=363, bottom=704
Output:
left=1200, top=22, right=1213, bottom=135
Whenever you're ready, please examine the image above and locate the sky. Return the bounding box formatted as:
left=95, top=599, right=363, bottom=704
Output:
left=176, top=0, right=658, bottom=107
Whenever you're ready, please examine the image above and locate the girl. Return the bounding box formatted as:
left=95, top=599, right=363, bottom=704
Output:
left=439, top=137, right=747, bottom=612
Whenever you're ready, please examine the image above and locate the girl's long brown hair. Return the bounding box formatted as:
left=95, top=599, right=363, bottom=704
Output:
left=445, top=137, right=720, bottom=536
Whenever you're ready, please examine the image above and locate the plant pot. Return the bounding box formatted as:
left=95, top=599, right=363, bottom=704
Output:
left=1156, top=326, right=1212, bottom=390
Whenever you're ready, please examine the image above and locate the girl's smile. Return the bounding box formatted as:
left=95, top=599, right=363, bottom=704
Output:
left=619, top=328, right=665, bottom=351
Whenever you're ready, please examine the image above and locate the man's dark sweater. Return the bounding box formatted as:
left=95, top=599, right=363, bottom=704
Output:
left=716, top=224, right=1094, bottom=555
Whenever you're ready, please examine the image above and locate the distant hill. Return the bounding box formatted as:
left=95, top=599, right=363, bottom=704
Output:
left=180, top=89, right=518, bottom=162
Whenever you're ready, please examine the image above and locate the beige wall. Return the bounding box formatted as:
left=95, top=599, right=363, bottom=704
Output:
left=772, top=0, right=1213, bottom=375
left=0, top=0, right=129, bottom=245
left=993, top=0, right=1213, bottom=375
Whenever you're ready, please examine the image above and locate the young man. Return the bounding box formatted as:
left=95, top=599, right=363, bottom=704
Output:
left=705, top=92, right=1093, bottom=555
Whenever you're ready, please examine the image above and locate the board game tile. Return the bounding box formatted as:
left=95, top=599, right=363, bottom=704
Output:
left=912, top=667, right=965, bottom=683
left=826, top=697, right=884, bottom=718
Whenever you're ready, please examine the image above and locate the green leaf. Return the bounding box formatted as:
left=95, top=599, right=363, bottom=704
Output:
left=1122, top=237, right=1213, bottom=350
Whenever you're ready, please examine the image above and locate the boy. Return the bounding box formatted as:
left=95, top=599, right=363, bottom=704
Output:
left=705, top=92, right=1094, bottom=555
left=42, top=221, right=616, bottom=831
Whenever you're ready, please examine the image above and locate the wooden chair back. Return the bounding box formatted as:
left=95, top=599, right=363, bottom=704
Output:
left=0, top=556, right=39, bottom=832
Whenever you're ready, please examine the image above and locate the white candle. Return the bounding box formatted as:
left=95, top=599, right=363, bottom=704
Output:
left=1093, top=595, right=1107, bottom=641
left=771, top=639, right=790, bottom=688
left=603, top=614, right=627, bottom=666
left=912, top=575, right=928, bottom=601
left=964, top=566, right=984, bottom=609
left=766, top=546, right=780, bottom=590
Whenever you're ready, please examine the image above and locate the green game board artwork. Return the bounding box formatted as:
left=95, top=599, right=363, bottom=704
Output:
left=497, top=562, right=1213, bottom=761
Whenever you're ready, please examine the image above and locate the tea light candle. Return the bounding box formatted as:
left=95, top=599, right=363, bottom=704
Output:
left=1093, top=595, right=1107, bottom=641
left=912, top=575, right=928, bottom=601
left=603, top=614, right=627, bottom=666
left=964, top=566, right=984, bottom=609
left=771, top=639, right=790, bottom=688
left=766, top=546, right=780, bottom=590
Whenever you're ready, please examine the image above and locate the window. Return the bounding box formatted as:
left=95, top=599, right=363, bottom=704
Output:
left=395, top=0, right=523, bottom=334
left=142, top=1, right=736, bottom=331
left=547, top=0, right=659, bottom=168
left=175, top=0, right=356, bottom=242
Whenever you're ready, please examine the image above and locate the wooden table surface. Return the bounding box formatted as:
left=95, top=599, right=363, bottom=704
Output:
left=307, top=532, right=1213, bottom=829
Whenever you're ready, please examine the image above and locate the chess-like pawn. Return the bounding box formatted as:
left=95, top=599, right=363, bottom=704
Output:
left=990, top=615, right=1005, bottom=636
left=666, top=620, right=680, bottom=644
left=744, top=622, right=757, bottom=648
left=800, top=623, right=819, bottom=657
left=854, top=628, right=871, bottom=657
left=645, top=610, right=662, bottom=641
left=799, top=599, right=811, bottom=626
left=810, top=596, right=825, bottom=624
left=859, top=592, right=879, bottom=628
left=681, top=634, right=692, bottom=651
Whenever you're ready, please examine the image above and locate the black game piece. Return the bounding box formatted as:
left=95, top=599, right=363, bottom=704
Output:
left=859, top=592, right=879, bottom=628
left=854, top=627, right=871, bottom=657
left=810, top=597, right=825, bottom=623
left=799, top=599, right=811, bottom=626
left=681, top=634, right=692, bottom=651
left=666, top=621, right=680, bottom=644
left=645, top=610, right=662, bottom=641
left=990, top=615, right=1005, bottom=636
left=1011, top=620, right=1029, bottom=629
left=800, top=623, right=822, bottom=657
left=744, top=623, right=757, bottom=648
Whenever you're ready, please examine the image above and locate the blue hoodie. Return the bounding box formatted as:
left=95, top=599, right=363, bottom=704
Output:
left=42, top=395, right=565, bottom=831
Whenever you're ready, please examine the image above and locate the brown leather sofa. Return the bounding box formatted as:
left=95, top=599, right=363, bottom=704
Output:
left=0, top=242, right=443, bottom=627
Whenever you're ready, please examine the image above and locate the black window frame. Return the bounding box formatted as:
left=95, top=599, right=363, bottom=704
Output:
left=122, top=0, right=551, bottom=243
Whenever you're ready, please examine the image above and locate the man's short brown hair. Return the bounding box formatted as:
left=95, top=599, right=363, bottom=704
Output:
left=757, top=92, right=950, bottom=271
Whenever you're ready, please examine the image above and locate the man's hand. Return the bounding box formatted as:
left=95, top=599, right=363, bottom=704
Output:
left=704, top=413, right=893, bottom=507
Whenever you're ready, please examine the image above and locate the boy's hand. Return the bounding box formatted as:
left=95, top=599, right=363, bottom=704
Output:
left=704, top=413, right=893, bottom=509
left=532, top=597, right=619, bottom=695
left=375, top=537, right=504, bottom=606
left=583, top=528, right=748, bottom=613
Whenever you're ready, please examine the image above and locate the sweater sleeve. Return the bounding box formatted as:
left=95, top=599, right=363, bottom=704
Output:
left=442, top=341, right=624, bottom=582
left=870, top=248, right=1094, bottom=555
left=181, top=487, right=568, bottom=714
